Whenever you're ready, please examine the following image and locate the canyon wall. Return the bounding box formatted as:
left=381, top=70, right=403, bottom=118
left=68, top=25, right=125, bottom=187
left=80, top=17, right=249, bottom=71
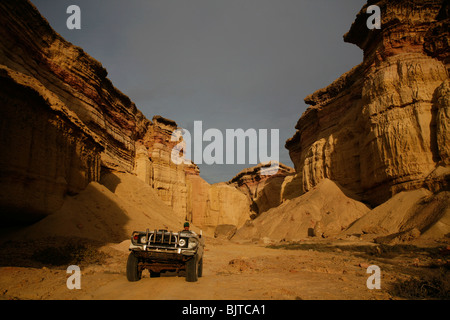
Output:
left=134, top=116, right=192, bottom=220
left=0, top=66, right=103, bottom=224
left=0, top=1, right=210, bottom=231
left=2, top=0, right=448, bottom=239
left=0, top=0, right=256, bottom=233
left=0, top=1, right=149, bottom=174
left=286, top=0, right=450, bottom=206
left=134, top=115, right=255, bottom=234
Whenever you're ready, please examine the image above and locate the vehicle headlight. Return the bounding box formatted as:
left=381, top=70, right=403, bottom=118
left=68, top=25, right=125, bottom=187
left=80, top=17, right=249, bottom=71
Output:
left=140, top=236, right=147, bottom=244
left=179, top=238, right=186, bottom=247
left=187, top=238, right=198, bottom=249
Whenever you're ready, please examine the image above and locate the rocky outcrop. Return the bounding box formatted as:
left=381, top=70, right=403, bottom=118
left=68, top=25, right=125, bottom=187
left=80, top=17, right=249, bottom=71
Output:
left=187, top=175, right=252, bottom=234
left=435, top=79, right=450, bottom=165
left=227, top=162, right=299, bottom=217
left=134, top=115, right=253, bottom=234
left=0, top=1, right=149, bottom=173
left=0, top=0, right=254, bottom=233
left=0, top=0, right=151, bottom=223
left=0, top=66, right=103, bottom=224
left=345, top=0, right=450, bottom=71
left=3, top=0, right=447, bottom=243
left=134, top=116, right=193, bottom=220
left=286, top=0, right=450, bottom=206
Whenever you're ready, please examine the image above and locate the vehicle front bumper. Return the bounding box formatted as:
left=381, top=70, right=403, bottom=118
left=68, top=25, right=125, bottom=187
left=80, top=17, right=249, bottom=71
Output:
left=129, top=244, right=197, bottom=261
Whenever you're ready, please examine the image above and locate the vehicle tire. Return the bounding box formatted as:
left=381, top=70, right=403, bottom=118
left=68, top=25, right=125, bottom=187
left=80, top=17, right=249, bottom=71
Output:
left=186, top=254, right=198, bottom=282
left=126, top=252, right=141, bottom=282
left=198, top=257, right=203, bottom=278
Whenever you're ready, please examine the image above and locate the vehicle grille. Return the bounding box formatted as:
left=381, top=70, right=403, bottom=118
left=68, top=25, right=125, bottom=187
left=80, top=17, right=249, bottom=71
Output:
left=148, top=230, right=179, bottom=248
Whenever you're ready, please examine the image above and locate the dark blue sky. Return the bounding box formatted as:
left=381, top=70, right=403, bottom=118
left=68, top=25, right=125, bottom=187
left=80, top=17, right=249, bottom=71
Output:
left=31, top=0, right=365, bottom=184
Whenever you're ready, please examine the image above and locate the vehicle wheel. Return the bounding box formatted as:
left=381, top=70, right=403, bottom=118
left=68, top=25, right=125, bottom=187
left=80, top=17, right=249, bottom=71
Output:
left=126, top=252, right=141, bottom=282
left=186, top=255, right=198, bottom=282
left=198, top=257, right=203, bottom=278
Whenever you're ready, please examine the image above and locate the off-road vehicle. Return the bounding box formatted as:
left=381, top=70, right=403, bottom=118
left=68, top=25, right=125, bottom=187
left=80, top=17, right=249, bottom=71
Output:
left=126, top=228, right=205, bottom=282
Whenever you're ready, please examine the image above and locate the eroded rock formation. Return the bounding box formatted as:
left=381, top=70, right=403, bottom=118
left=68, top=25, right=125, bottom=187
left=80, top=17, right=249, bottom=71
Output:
left=0, top=0, right=150, bottom=224
left=2, top=0, right=448, bottom=242
left=0, top=66, right=103, bottom=223
left=286, top=0, right=450, bottom=206
left=134, top=115, right=253, bottom=233
left=134, top=116, right=192, bottom=220
left=227, top=162, right=299, bottom=217
left=0, top=0, right=254, bottom=233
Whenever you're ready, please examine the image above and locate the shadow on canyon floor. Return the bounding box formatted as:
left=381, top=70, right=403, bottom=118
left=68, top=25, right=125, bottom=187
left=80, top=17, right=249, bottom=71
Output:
left=0, top=236, right=110, bottom=270
left=0, top=178, right=133, bottom=269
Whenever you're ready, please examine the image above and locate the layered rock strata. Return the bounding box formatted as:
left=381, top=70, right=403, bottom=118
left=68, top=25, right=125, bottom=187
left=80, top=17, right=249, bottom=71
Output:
left=286, top=0, right=450, bottom=206
left=134, top=116, right=253, bottom=233
left=0, top=0, right=151, bottom=224
left=134, top=116, right=192, bottom=220
left=0, top=0, right=254, bottom=233
left=0, top=66, right=103, bottom=223
left=0, top=1, right=149, bottom=173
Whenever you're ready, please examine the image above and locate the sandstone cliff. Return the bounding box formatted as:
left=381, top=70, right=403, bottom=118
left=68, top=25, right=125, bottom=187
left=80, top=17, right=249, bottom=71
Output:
left=237, top=0, right=450, bottom=242
left=0, top=65, right=103, bottom=224
left=2, top=0, right=449, bottom=243
left=0, top=0, right=255, bottom=235
left=286, top=0, right=450, bottom=206
left=0, top=0, right=149, bottom=224
left=134, top=116, right=192, bottom=220
left=0, top=1, right=149, bottom=173
left=134, top=115, right=253, bottom=234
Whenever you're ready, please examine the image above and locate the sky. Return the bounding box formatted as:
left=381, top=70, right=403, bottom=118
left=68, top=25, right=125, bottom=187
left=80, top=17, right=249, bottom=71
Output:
left=31, top=0, right=365, bottom=184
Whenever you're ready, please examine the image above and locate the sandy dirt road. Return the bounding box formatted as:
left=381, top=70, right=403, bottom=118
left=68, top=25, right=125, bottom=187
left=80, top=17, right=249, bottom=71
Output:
left=76, top=243, right=384, bottom=300
left=4, top=236, right=431, bottom=300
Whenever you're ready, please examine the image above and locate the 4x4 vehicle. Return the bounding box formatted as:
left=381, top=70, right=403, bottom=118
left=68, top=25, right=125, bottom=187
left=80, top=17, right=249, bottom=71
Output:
left=127, top=228, right=205, bottom=282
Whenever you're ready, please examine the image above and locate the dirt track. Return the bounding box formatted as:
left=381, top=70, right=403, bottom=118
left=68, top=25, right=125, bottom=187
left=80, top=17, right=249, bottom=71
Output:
left=0, top=236, right=448, bottom=300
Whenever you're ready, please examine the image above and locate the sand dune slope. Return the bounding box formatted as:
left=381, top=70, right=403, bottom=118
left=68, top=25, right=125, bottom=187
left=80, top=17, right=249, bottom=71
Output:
left=345, top=189, right=450, bottom=240
left=234, top=179, right=370, bottom=241
left=13, top=172, right=185, bottom=243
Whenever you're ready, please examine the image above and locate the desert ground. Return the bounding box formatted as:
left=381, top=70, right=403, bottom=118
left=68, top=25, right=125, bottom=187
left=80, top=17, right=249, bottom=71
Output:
left=0, top=174, right=448, bottom=301
left=1, top=0, right=449, bottom=306
left=0, top=234, right=448, bottom=300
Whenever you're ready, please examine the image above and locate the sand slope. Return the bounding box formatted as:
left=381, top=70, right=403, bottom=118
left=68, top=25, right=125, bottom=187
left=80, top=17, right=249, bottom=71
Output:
left=345, top=189, right=450, bottom=239
left=13, top=172, right=185, bottom=243
left=234, top=179, right=371, bottom=241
